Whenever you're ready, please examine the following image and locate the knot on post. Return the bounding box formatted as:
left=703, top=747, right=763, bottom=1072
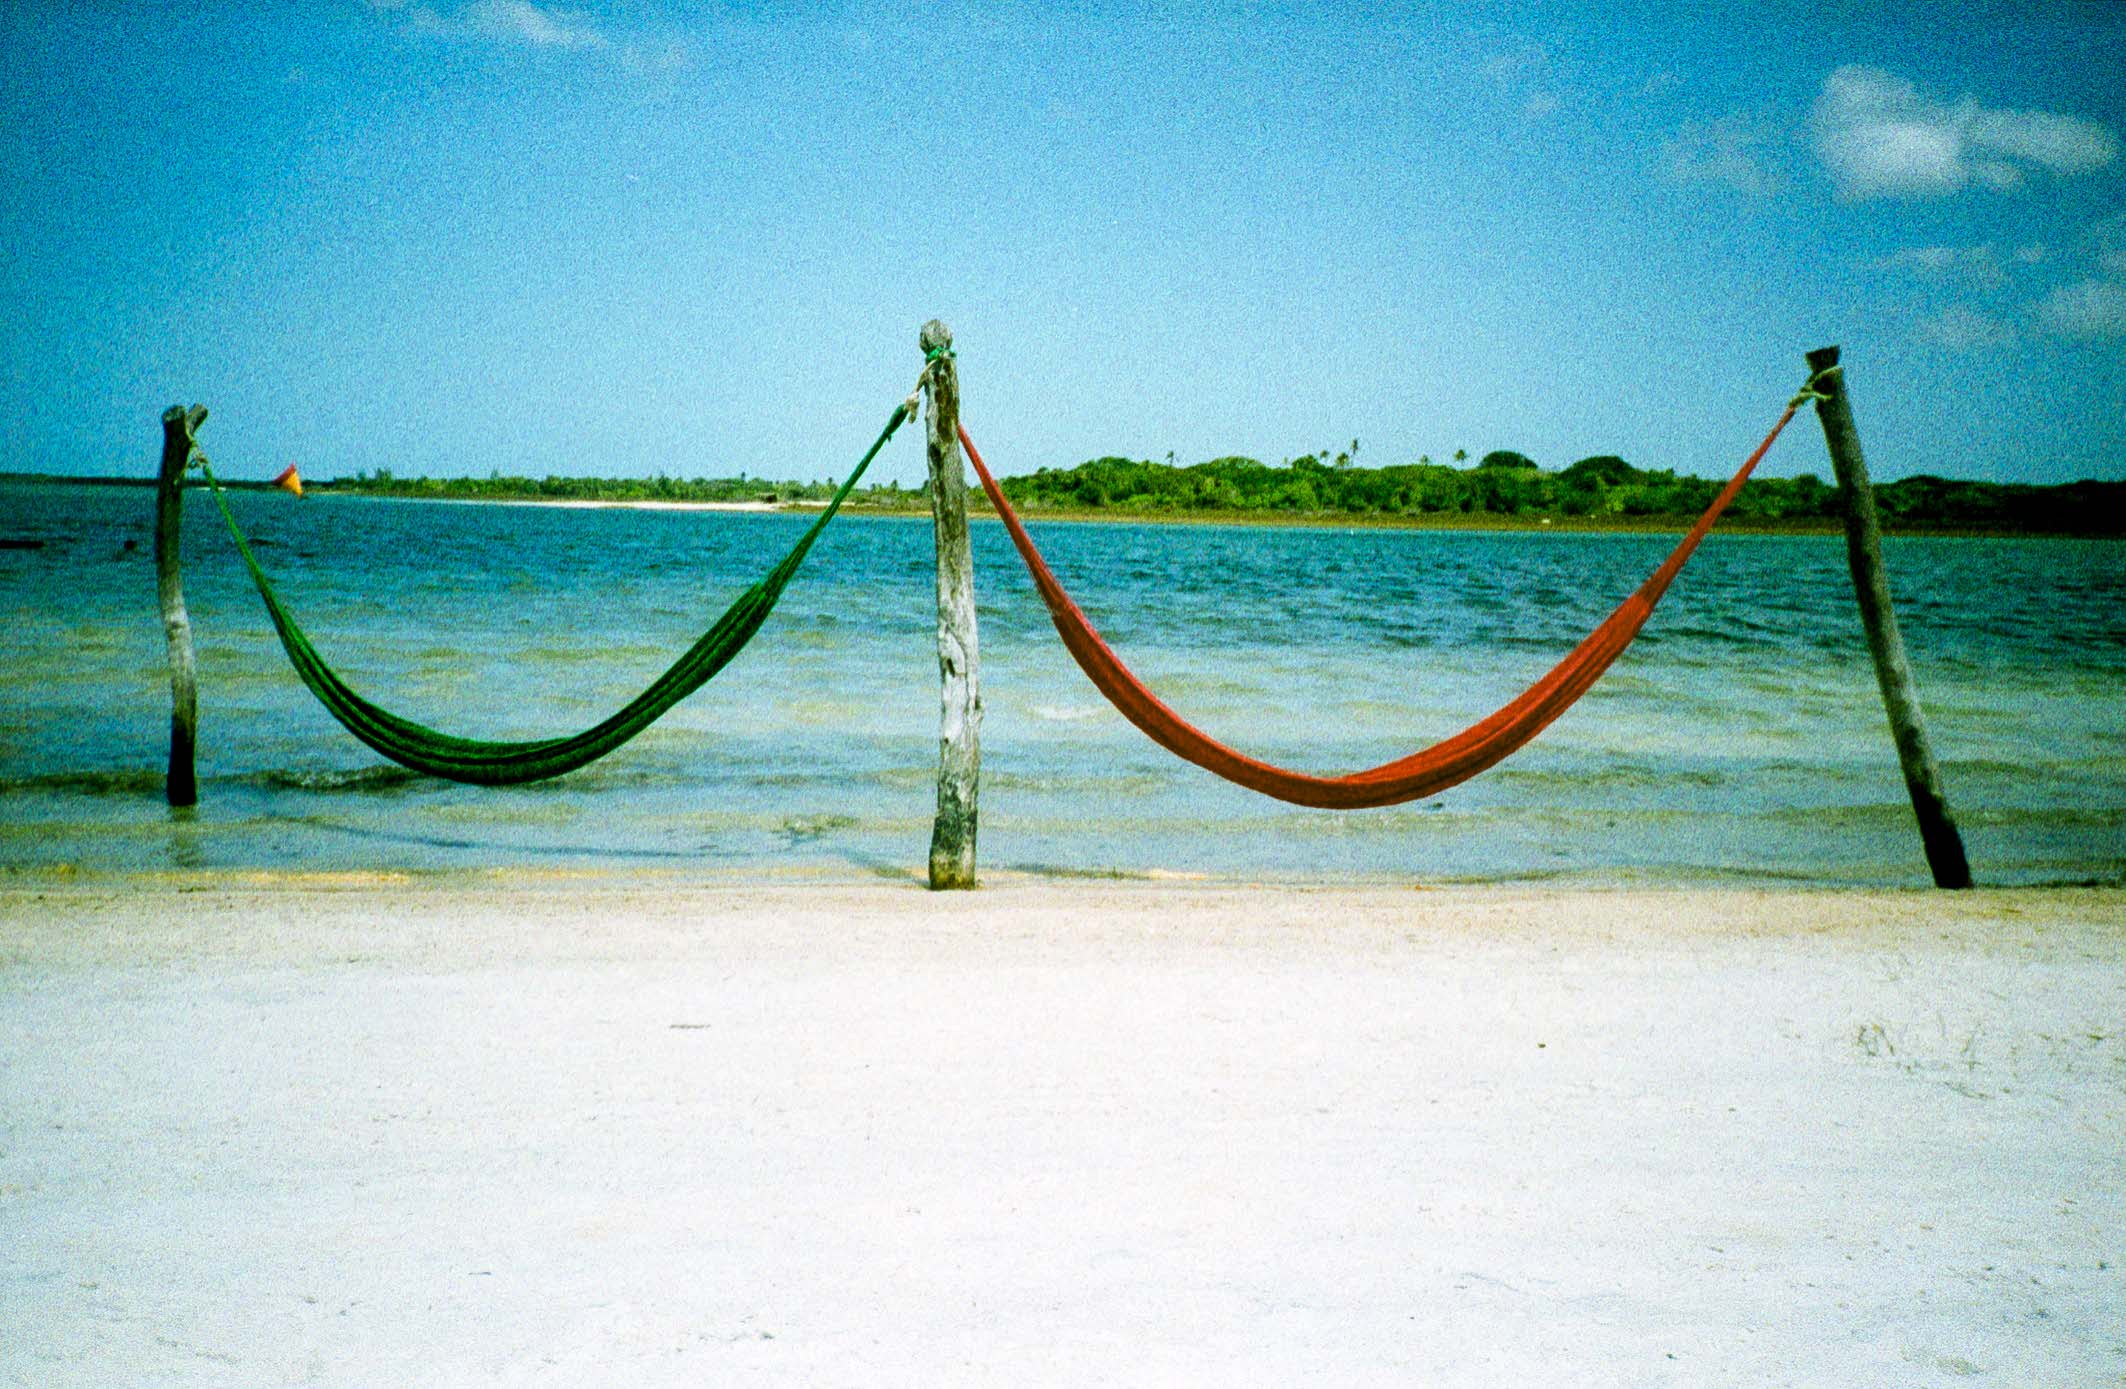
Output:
left=1788, top=363, right=1843, bottom=410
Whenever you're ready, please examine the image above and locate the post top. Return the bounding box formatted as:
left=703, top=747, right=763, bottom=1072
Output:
left=919, top=319, right=952, bottom=354
left=1805, top=345, right=1841, bottom=371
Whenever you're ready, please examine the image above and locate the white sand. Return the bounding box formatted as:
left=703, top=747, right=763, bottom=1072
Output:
left=427, top=497, right=788, bottom=513
left=3, top=880, right=2121, bottom=1387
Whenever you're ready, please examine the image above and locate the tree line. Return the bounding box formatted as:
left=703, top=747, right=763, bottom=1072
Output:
left=989, top=450, right=2126, bottom=533
left=323, top=450, right=2125, bottom=534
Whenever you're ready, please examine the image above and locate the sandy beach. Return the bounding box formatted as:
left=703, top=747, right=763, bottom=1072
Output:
left=2, top=878, right=2119, bottom=1386
left=431, top=496, right=790, bottom=513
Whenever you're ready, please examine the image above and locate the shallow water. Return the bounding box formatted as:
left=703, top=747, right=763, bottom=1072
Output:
left=3, top=480, right=2121, bottom=884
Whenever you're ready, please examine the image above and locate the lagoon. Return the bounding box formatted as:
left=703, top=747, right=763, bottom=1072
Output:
left=3, top=480, right=2121, bottom=885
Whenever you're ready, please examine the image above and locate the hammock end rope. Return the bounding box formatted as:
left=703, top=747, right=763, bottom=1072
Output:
left=1789, top=363, right=1843, bottom=411
left=910, top=343, right=956, bottom=419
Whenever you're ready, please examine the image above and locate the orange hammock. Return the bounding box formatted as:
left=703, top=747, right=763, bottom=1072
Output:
left=959, top=395, right=1808, bottom=809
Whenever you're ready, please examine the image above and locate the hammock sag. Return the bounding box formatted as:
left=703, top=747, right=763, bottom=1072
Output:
left=959, top=385, right=1813, bottom=808
left=192, top=401, right=912, bottom=785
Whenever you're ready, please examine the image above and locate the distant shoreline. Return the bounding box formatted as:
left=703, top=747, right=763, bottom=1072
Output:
left=429, top=495, right=783, bottom=514
left=6, top=472, right=2122, bottom=539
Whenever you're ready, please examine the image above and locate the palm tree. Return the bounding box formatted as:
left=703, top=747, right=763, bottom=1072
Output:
left=1453, top=448, right=1468, bottom=466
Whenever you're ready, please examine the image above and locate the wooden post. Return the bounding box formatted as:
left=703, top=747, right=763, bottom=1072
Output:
left=921, top=320, right=981, bottom=888
left=1804, top=347, right=1971, bottom=888
left=156, top=404, right=207, bottom=807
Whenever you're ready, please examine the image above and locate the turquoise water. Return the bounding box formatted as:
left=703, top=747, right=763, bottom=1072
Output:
left=3, top=480, right=2121, bottom=884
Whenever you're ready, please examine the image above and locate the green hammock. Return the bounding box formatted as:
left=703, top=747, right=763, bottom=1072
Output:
left=193, top=402, right=910, bottom=784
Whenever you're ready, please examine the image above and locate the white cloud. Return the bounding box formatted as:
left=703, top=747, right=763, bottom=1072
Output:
left=366, top=0, right=610, bottom=53
left=1480, top=41, right=1565, bottom=122
left=2036, top=279, right=2126, bottom=340
left=1663, top=112, right=1780, bottom=195
left=1810, top=65, right=2118, bottom=200
left=1875, top=243, right=2008, bottom=290
left=1966, top=107, right=2119, bottom=174
left=360, top=0, right=453, bottom=37
left=2089, top=213, right=2126, bottom=277
left=620, top=40, right=692, bottom=75
left=1480, top=44, right=1545, bottom=85
left=462, top=0, right=605, bottom=49
left=1918, top=306, right=2017, bottom=350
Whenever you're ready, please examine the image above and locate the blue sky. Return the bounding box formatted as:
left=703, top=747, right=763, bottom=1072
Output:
left=4, top=1, right=2123, bottom=489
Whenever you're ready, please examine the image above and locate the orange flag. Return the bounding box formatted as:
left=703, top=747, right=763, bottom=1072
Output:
left=272, top=465, right=303, bottom=497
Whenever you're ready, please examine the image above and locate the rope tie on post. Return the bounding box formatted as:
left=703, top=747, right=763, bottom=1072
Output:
left=903, top=363, right=936, bottom=424
left=1789, top=363, right=1842, bottom=410
left=907, top=344, right=956, bottom=415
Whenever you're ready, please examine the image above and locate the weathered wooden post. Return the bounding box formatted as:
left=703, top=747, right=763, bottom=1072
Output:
left=156, top=404, right=207, bottom=807
left=921, top=320, right=981, bottom=888
left=1804, top=346, right=1971, bottom=888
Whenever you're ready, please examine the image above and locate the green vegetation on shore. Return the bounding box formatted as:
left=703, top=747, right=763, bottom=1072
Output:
left=12, top=447, right=2123, bottom=535
left=328, top=467, right=863, bottom=506
left=317, top=448, right=2125, bottom=535
left=988, top=450, right=2126, bottom=535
